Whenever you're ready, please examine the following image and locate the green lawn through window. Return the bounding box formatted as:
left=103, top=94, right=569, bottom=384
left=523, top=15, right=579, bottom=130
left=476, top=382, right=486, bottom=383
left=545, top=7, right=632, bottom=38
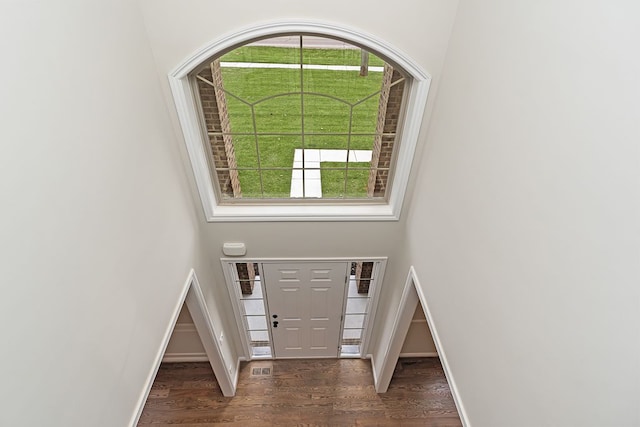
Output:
left=219, top=45, right=384, bottom=198
left=321, top=162, right=370, bottom=198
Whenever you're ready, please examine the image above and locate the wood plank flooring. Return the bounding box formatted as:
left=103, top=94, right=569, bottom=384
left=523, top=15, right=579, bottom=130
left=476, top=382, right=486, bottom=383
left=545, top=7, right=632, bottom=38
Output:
left=138, top=358, right=462, bottom=426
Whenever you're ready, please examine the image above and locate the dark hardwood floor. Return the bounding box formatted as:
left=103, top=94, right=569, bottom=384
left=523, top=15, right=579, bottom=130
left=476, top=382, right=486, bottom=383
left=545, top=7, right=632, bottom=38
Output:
left=138, top=357, right=462, bottom=426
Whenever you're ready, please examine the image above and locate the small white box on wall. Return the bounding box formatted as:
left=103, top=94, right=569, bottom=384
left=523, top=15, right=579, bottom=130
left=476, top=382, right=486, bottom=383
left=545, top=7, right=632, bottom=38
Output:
left=222, top=242, right=246, bottom=256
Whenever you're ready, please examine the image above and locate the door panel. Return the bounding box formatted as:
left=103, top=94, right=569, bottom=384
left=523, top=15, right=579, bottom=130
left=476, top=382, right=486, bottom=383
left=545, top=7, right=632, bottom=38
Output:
left=284, top=327, right=302, bottom=349
left=263, top=262, right=348, bottom=358
left=310, top=327, right=329, bottom=349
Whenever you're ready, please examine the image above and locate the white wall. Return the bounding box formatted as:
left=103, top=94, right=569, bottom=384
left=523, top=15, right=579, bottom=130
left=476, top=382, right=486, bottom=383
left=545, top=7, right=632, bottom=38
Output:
left=400, top=305, right=437, bottom=356
left=406, top=1, right=640, bottom=425
left=163, top=305, right=207, bottom=361
left=138, top=0, right=460, bottom=360
left=0, top=2, right=221, bottom=425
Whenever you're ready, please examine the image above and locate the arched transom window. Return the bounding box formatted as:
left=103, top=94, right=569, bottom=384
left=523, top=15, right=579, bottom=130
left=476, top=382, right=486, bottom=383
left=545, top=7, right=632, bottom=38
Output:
left=170, top=23, right=430, bottom=221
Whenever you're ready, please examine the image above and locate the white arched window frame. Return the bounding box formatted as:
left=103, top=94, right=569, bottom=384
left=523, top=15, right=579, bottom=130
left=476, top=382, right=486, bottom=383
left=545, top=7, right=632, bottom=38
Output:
left=169, top=21, right=431, bottom=222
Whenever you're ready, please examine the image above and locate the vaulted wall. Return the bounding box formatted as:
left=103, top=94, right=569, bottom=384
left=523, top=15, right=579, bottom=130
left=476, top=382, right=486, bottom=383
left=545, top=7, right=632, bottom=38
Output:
left=0, top=2, right=220, bottom=425
left=404, top=1, right=640, bottom=425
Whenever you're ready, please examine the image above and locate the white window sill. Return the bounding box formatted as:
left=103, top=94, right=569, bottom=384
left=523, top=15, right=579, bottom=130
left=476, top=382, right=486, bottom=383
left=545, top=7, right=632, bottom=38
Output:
left=206, top=203, right=399, bottom=222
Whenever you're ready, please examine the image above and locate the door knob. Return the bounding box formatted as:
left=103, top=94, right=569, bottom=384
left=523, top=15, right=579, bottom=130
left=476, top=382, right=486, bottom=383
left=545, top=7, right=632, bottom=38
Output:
left=273, top=321, right=279, bottom=328
left=272, top=314, right=278, bottom=318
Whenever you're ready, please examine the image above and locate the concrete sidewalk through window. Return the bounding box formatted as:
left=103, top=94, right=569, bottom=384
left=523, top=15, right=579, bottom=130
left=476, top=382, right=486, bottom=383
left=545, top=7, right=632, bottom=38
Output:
left=290, top=149, right=372, bottom=198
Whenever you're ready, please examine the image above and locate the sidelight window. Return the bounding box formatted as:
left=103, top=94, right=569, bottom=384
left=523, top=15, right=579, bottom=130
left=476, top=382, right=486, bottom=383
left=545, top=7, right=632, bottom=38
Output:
left=222, top=259, right=385, bottom=360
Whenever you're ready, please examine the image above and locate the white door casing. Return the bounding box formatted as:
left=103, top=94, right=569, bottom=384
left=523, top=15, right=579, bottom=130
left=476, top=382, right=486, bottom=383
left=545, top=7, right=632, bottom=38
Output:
left=262, top=262, right=348, bottom=358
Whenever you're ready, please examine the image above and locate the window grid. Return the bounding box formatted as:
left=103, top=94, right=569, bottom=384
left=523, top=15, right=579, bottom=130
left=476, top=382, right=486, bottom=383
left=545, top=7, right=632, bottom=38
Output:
left=194, top=35, right=406, bottom=201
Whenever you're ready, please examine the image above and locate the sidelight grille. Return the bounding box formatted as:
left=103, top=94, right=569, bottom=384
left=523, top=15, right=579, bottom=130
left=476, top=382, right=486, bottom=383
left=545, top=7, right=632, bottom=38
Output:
left=232, top=263, right=272, bottom=358
left=340, top=261, right=377, bottom=357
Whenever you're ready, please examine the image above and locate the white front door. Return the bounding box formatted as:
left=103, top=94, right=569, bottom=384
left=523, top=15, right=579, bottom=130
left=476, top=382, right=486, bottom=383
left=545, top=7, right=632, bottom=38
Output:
left=262, top=262, right=348, bottom=358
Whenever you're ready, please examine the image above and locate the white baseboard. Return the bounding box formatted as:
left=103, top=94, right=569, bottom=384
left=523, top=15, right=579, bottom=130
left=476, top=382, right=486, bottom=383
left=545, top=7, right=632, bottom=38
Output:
left=171, top=323, right=198, bottom=332
left=129, top=270, right=194, bottom=427
left=368, top=354, right=379, bottom=387
left=234, top=357, right=243, bottom=386
left=162, top=353, right=209, bottom=362
left=399, top=352, right=438, bottom=358
left=411, top=267, right=470, bottom=427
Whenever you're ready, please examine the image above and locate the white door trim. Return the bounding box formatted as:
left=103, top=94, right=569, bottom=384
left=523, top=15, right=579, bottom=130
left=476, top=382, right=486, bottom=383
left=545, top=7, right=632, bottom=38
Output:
left=130, top=270, right=236, bottom=427
left=372, top=266, right=470, bottom=426
left=221, top=257, right=387, bottom=360
left=185, top=273, right=237, bottom=397
left=373, top=267, right=420, bottom=393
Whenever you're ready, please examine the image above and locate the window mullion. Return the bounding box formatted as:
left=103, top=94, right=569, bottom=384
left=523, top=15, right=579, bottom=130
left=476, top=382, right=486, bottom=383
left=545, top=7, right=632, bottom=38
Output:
left=299, top=35, right=305, bottom=198
left=343, top=105, right=355, bottom=198
left=250, top=104, right=265, bottom=197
